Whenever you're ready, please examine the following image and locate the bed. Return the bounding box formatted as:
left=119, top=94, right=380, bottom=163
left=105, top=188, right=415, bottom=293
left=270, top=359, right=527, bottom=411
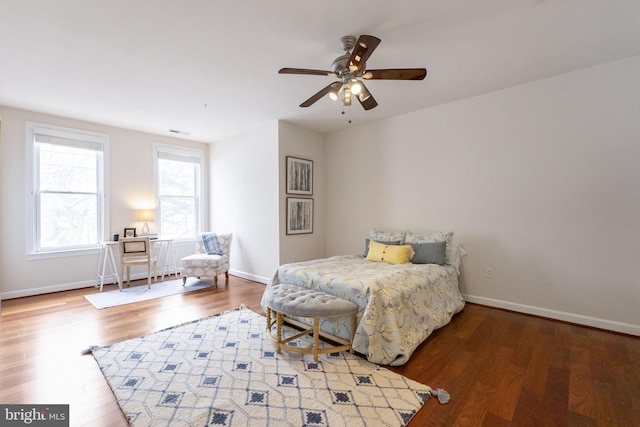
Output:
left=261, top=230, right=466, bottom=366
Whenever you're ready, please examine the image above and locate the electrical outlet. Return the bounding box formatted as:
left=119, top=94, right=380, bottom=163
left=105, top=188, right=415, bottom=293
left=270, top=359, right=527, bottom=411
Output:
left=486, top=268, right=493, bottom=278
left=292, top=255, right=297, bottom=262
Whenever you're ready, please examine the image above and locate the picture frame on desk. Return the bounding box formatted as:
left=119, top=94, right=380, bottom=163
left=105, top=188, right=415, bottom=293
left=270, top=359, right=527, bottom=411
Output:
left=124, top=227, right=136, bottom=238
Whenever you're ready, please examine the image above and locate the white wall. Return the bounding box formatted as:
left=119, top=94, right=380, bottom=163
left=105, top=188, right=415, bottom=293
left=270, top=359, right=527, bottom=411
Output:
left=2, top=56, right=638, bottom=336
left=0, top=106, right=209, bottom=298
left=210, top=122, right=280, bottom=283
left=209, top=121, right=326, bottom=283
left=278, top=121, right=326, bottom=265
left=324, top=56, right=640, bottom=334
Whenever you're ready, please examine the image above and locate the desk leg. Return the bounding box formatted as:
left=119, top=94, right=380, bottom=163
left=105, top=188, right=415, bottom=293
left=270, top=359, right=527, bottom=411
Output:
left=160, top=242, right=169, bottom=280
left=96, top=245, right=107, bottom=291
left=159, top=241, right=177, bottom=279
left=107, top=246, right=122, bottom=291
left=170, top=243, right=179, bottom=277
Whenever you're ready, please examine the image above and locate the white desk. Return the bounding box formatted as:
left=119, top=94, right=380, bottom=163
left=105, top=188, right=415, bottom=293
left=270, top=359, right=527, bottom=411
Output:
left=95, top=238, right=178, bottom=291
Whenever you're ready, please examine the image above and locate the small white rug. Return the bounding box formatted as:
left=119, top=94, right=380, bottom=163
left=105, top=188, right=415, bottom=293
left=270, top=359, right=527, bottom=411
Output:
left=84, top=278, right=216, bottom=309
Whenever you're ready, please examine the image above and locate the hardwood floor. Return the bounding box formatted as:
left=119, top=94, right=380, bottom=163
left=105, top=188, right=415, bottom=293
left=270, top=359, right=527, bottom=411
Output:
left=1, top=275, right=638, bottom=426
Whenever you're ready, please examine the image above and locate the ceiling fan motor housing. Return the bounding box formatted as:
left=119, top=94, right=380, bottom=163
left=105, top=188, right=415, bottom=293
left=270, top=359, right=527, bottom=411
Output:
left=331, top=54, right=351, bottom=75
left=338, top=35, right=357, bottom=52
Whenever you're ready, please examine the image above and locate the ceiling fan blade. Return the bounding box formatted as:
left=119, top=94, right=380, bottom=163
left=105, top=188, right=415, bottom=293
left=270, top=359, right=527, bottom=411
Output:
left=356, top=82, right=378, bottom=110
left=363, top=68, right=427, bottom=80
left=279, top=67, right=334, bottom=77
left=300, top=82, right=340, bottom=107
left=348, top=35, right=381, bottom=72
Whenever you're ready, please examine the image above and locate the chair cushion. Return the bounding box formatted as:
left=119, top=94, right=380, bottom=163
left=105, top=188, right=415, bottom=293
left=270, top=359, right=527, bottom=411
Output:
left=181, top=253, right=224, bottom=266
left=265, top=284, right=358, bottom=317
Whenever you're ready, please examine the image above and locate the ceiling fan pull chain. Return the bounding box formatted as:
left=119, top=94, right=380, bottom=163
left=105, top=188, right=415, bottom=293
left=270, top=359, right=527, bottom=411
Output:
left=341, top=106, right=352, bottom=124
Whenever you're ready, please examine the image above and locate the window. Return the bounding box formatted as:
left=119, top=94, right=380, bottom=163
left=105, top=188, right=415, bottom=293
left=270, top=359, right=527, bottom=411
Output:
left=154, top=144, right=204, bottom=240
left=26, top=122, right=108, bottom=255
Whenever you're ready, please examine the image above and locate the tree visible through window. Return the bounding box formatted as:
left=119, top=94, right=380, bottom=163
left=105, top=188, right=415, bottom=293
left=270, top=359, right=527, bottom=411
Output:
left=155, top=146, right=203, bottom=240
left=38, top=144, right=99, bottom=248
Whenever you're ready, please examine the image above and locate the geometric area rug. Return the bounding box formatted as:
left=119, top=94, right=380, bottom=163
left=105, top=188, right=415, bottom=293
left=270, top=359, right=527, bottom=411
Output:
left=84, top=306, right=449, bottom=426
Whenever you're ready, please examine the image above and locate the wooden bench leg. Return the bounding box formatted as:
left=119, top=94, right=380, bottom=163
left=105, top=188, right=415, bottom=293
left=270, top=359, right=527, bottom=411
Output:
left=266, top=308, right=272, bottom=334
left=349, top=312, right=356, bottom=354
left=312, top=317, right=320, bottom=362
left=276, top=312, right=283, bottom=354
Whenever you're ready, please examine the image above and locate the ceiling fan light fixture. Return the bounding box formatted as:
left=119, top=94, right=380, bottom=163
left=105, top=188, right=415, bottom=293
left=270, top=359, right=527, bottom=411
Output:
left=350, top=79, right=362, bottom=95
left=342, top=87, right=352, bottom=106
left=328, top=82, right=342, bottom=101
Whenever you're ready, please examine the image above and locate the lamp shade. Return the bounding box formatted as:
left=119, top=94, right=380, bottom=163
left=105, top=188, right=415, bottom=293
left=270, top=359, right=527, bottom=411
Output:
left=137, top=209, right=155, bottom=222
left=350, top=79, right=362, bottom=95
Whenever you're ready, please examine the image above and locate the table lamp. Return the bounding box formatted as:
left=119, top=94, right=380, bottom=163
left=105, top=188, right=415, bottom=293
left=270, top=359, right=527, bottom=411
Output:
left=137, top=209, right=155, bottom=234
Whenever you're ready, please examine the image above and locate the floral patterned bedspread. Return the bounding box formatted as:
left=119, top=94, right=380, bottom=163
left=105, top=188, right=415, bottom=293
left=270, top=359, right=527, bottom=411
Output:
left=261, top=255, right=465, bottom=366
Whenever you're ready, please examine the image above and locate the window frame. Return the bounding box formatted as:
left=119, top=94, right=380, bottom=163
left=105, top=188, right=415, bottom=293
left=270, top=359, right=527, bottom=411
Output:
left=25, top=121, right=109, bottom=259
left=153, top=143, right=205, bottom=241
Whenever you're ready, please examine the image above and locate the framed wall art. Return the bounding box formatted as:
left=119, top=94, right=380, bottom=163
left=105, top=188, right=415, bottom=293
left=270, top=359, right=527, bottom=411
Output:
left=286, top=197, right=313, bottom=235
left=286, top=156, right=313, bottom=195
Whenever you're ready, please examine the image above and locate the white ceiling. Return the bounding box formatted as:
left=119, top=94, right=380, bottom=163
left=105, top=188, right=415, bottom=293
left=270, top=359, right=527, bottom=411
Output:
left=1, top=0, right=639, bottom=142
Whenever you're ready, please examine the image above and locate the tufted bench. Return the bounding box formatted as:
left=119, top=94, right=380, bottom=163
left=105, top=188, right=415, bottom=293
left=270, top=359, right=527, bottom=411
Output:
left=264, top=284, right=359, bottom=361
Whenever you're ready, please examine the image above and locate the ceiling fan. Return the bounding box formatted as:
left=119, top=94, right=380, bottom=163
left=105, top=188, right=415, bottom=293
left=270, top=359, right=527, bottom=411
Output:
left=279, top=34, right=427, bottom=111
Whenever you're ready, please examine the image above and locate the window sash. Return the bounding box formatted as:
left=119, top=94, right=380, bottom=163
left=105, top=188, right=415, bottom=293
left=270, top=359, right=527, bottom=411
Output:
left=38, top=142, right=99, bottom=193
left=37, top=192, right=100, bottom=250
left=157, top=158, right=198, bottom=197
left=158, top=195, right=197, bottom=240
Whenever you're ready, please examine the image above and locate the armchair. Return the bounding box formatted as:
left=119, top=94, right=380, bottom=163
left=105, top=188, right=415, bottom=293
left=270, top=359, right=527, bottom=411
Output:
left=181, top=233, right=233, bottom=286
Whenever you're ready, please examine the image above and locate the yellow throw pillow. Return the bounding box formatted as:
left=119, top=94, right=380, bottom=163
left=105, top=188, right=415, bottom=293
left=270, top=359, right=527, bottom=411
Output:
left=366, top=240, right=415, bottom=264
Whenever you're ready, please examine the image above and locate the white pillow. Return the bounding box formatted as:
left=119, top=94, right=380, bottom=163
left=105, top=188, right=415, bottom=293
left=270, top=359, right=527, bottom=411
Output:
left=369, top=228, right=407, bottom=245
left=404, top=231, right=453, bottom=244
left=446, top=243, right=466, bottom=274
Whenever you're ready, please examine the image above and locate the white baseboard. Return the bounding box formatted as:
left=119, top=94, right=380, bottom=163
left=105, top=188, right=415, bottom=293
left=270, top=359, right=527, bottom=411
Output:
left=1, top=279, right=100, bottom=300
left=229, top=269, right=269, bottom=285
left=0, top=270, right=263, bottom=301
left=463, top=293, right=640, bottom=337
left=0, top=272, right=173, bottom=300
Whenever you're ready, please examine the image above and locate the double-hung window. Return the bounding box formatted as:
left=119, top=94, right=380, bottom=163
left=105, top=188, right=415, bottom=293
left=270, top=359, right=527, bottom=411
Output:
left=154, top=144, right=204, bottom=240
left=27, top=122, right=108, bottom=255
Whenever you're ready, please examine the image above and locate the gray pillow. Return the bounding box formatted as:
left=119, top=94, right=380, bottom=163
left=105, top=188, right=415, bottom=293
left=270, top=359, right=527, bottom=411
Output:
left=409, top=241, right=447, bottom=265
left=363, top=238, right=402, bottom=257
